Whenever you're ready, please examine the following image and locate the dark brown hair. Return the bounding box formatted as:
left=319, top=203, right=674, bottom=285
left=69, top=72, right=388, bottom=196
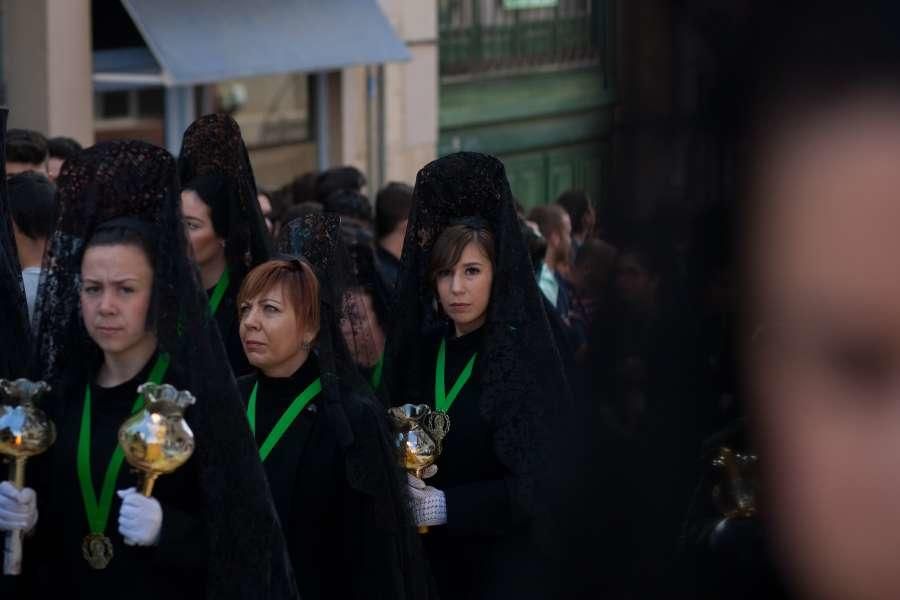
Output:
left=556, top=189, right=593, bottom=235
left=375, top=181, right=413, bottom=239
left=237, top=258, right=320, bottom=336
left=428, top=222, right=496, bottom=288
left=528, top=204, right=567, bottom=239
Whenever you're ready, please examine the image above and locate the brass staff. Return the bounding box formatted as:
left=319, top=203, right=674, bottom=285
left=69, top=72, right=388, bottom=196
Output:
left=118, top=383, right=195, bottom=497
left=0, top=379, right=55, bottom=575
left=389, top=404, right=450, bottom=534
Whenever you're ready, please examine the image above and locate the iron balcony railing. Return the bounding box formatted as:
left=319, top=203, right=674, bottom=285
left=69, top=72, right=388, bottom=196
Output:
left=439, top=0, right=611, bottom=78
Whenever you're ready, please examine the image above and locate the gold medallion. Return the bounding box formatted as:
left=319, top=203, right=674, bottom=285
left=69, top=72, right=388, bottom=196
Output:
left=81, top=533, right=113, bottom=570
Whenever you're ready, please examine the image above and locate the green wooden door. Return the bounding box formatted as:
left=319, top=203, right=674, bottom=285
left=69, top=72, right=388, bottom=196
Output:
left=500, top=141, right=608, bottom=212
left=548, top=155, right=576, bottom=200
left=503, top=152, right=547, bottom=208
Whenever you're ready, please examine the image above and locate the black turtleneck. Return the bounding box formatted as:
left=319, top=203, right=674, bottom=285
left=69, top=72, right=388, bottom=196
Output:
left=237, top=356, right=353, bottom=600
left=419, top=324, right=527, bottom=599
left=25, top=354, right=205, bottom=599
left=249, top=356, right=321, bottom=443
left=427, top=325, right=500, bottom=495
left=375, top=244, right=402, bottom=291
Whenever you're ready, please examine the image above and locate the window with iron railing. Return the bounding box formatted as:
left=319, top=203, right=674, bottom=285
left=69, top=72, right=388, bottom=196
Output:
left=439, top=0, right=611, bottom=78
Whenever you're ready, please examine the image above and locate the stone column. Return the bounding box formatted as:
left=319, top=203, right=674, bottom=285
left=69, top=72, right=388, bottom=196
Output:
left=4, top=0, right=94, bottom=145
left=378, top=0, right=439, bottom=185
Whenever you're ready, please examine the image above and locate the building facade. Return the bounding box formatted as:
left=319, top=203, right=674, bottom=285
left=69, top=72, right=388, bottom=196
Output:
left=1, top=0, right=438, bottom=192
left=437, top=0, right=615, bottom=210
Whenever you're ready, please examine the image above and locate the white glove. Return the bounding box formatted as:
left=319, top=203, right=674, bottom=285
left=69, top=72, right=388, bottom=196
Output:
left=0, top=481, right=37, bottom=533
left=407, top=473, right=447, bottom=527
left=117, top=488, right=162, bottom=546
left=406, top=466, right=437, bottom=492
left=417, top=465, right=438, bottom=482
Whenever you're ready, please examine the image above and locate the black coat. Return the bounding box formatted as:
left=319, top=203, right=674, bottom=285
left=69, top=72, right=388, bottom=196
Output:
left=238, top=359, right=405, bottom=600
left=416, top=328, right=541, bottom=599
left=375, top=245, right=402, bottom=292
left=22, top=359, right=205, bottom=599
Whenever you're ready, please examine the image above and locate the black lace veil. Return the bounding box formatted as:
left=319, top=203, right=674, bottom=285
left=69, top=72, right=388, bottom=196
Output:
left=341, top=223, right=393, bottom=335
left=177, top=113, right=271, bottom=277
left=380, top=151, right=570, bottom=517
left=277, top=215, right=378, bottom=390
left=276, top=213, right=430, bottom=599
left=0, top=107, right=31, bottom=380
left=31, top=140, right=297, bottom=599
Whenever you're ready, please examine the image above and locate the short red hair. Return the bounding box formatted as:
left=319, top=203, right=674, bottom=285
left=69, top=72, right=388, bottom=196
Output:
left=237, top=259, right=320, bottom=336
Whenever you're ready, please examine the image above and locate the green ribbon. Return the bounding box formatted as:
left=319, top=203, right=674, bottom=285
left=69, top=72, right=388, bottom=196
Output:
left=207, top=268, right=231, bottom=317
left=434, top=338, right=477, bottom=413
left=370, top=353, right=384, bottom=390
left=77, top=353, right=170, bottom=535
left=247, top=377, right=322, bottom=462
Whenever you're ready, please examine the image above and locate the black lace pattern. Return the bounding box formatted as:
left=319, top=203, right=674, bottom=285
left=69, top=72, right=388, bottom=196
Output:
left=177, top=113, right=271, bottom=274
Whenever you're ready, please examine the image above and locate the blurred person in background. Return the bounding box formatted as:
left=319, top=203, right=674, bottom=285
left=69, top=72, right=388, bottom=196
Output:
left=321, top=188, right=373, bottom=234
left=586, top=236, right=700, bottom=596
left=615, top=242, right=665, bottom=324
left=6, top=171, right=55, bottom=320
left=6, top=128, right=48, bottom=176
left=374, top=181, right=413, bottom=291
left=315, top=165, right=366, bottom=203
left=556, top=189, right=596, bottom=257
left=257, top=188, right=275, bottom=234
left=528, top=204, right=573, bottom=321
left=740, top=3, right=900, bottom=599
left=591, top=240, right=668, bottom=433
left=269, top=173, right=317, bottom=237
left=570, top=238, right=617, bottom=356
left=520, top=217, right=548, bottom=279
left=47, top=136, right=82, bottom=182
left=290, top=171, right=318, bottom=204
left=519, top=218, right=577, bottom=388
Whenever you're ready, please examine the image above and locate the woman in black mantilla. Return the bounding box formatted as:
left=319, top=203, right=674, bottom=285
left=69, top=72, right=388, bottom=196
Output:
left=178, top=113, right=271, bottom=377
left=234, top=213, right=428, bottom=600
left=16, top=140, right=296, bottom=599
left=0, top=107, right=30, bottom=381
left=0, top=108, right=34, bottom=597
left=380, top=152, right=569, bottom=598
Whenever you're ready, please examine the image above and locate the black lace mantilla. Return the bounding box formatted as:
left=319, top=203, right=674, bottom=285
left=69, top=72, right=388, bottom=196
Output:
left=177, top=113, right=271, bottom=273
left=381, top=151, right=570, bottom=518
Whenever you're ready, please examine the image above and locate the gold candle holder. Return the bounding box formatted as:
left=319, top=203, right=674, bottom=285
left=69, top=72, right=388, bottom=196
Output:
left=118, top=383, right=195, bottom=497
left=0, top=379, right=55, bottom=575
left=388, top=404, right=450, bottom=534
left=711, top=446, right=759, bottom=519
